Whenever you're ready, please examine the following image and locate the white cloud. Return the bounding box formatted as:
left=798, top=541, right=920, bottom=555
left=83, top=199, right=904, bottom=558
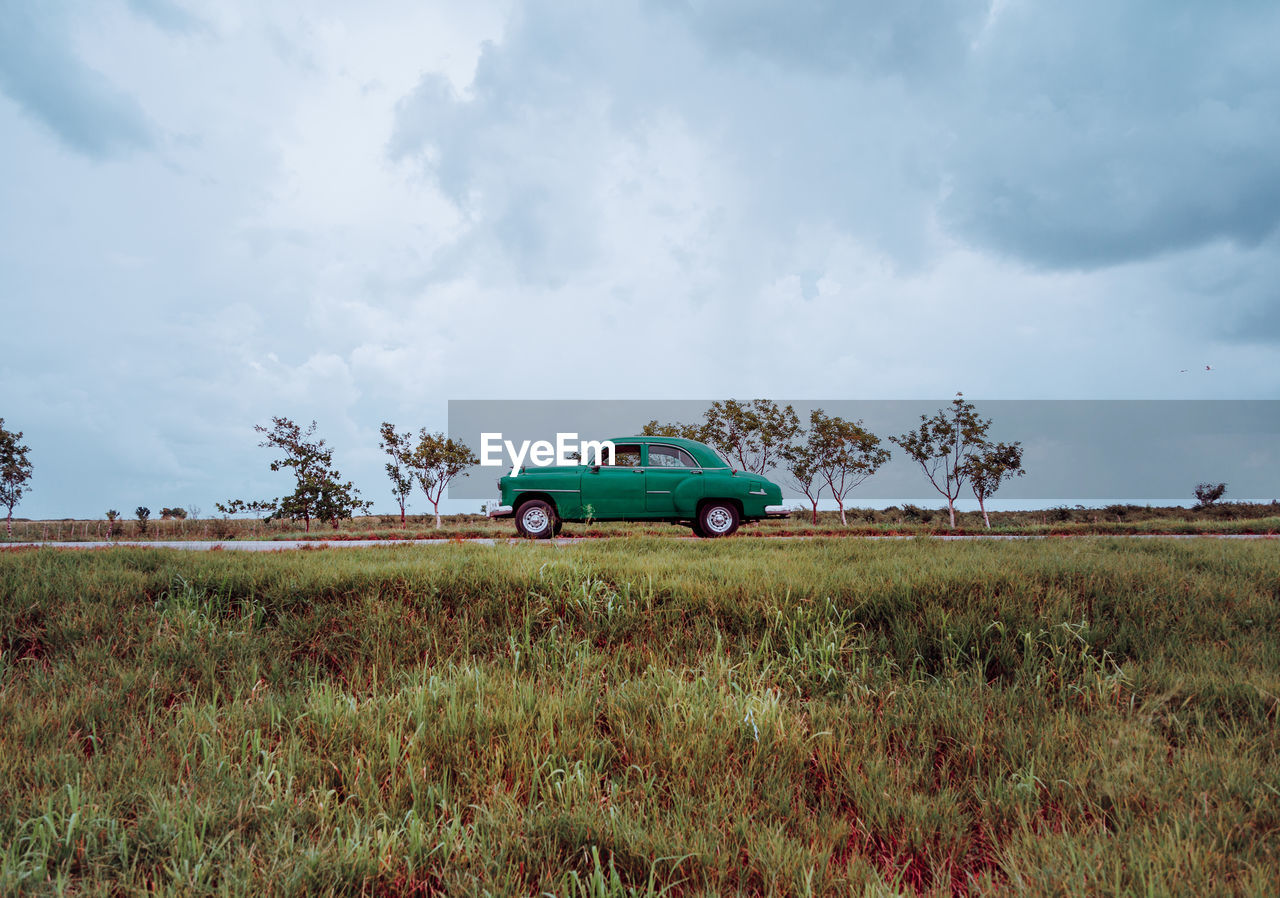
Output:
left=1, top=0, right=1277, bottom=517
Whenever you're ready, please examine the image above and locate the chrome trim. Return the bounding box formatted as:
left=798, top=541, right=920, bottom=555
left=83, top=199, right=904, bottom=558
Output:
left=764, top=505, right=790, bottom=517
left=748, top=488, right=767, bottom=495
left=488, top=505, right=513, bottom=518
left=511, top=488, right=580, bottom=493
left=646, top=490, right=671, bottom=494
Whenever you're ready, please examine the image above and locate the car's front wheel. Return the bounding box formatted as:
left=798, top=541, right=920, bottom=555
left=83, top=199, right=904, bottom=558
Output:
left=515, top=499, right=557, bottom=539
left=697, top=501, right=739, bottom=538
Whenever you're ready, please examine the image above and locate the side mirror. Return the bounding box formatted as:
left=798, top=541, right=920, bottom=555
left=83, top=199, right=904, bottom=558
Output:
left=591, top=464, right=601, bottom=473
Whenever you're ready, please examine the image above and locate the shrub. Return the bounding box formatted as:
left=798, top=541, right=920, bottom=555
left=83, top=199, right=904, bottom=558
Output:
left=209, top=517, right=237, bottom=540
left=1194, top=482, right=1227, bottom=509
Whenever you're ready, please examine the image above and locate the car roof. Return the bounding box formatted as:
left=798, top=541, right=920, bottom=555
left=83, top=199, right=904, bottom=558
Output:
left=605, top=436, right=729, bottom=468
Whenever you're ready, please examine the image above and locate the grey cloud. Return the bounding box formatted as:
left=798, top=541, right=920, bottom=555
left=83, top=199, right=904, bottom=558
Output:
left=126, top=0, right=208, bottom=35
left=655, top=0, right=989, bottom=81
left=390, top=32, right=621, bottom=285
left=392, top=0, right=1280, bottom=282
left=941, top=1, right=1280, bottom=268
left=1200, top=238, right=1280, bottom=343
left=389, top=0, right=948, bottom=284
left=0, top=7, right=154, bottom=157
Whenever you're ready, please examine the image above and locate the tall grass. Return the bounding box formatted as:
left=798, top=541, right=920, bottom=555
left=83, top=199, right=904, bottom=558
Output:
left=1, top=540, right=1277, bottom=895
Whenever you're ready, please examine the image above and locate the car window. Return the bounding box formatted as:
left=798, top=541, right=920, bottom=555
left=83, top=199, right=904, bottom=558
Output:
left=606, top=444, right=643, bottom=467
left=647, top=445, right=698, bottom=468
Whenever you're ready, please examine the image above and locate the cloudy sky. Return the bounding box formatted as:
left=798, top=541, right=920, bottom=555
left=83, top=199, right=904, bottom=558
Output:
left=2, top=0, right=1278, bottom=518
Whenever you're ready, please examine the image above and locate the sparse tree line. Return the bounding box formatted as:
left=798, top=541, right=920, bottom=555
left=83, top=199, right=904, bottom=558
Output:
left=644, top=395, right=1025, bottom=528
left=0, top=408, right=1248, bottom=537
left=218, top=417, right=477, bottom=532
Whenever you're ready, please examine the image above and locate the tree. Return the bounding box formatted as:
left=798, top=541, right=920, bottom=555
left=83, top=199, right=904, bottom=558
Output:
left=641, top=419, right=705, bottom=441
left=890, top=394, right=993, bottom=529
left=135, top=506, right=151, bottom=535
left=410, top=431, right=478, bottom=529
left=379, top=422, right=416, bottom=526
left=254, top=417, right=370, bottom=531
left=964, top=441, right=1025, bottom=528
left=1194, top=482, right=1227, bottom=509
left=646, top=400, right=800, bottom=474
left=810, top=411, right=890, bottom=526
left=0, top=418, right=33, bottom=537
left=105, top=509, right=120, bottom=540
left=703, top=399, right=800, bottom=474
left=781, top=429, right=825, bottom=525
left=160, top=507, right=188, bottom=520
left=215, top=498, right=279, bottom=519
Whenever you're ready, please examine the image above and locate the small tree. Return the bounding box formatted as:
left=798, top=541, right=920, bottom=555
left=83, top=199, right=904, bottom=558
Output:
left=811, top=411, right=890, bottom=526
left=702, top=399, right=800, bottom=474
left=410, top=431, right=478, bottom=529
left=964, top=441, right=1025, bottom=528
left=0, top=418, right=34, bottom=537
left=159, top=507, right=188, bottom=520
left=1194, top=482, right=1227, bottom=509
left=890, top=394, right=993, bottom=529
left=648, top=400, right=802, bottom=474
left=135, top=506, right=151, bottom=535
left=379, top=422, right=416, bottom=526
left=216, top=499, right=279, bottom=519
left=186, top=505, right=201, bottom=521
left=641, top=419, right=705, bottom=441
left=781, top=431, right=825, bottom=525
left=105, top=509, right=120, bottom=539
left=254, top=417, right=369, bottom=531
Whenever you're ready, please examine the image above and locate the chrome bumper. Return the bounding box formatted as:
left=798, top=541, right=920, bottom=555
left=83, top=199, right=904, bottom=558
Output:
left=764, top=505, right=790, bottom=517
left=488, top=505, right=513, bottom=518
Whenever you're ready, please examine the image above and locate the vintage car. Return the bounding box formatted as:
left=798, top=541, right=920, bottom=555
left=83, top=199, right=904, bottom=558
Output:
left=488, top=436, right=789, bottom=538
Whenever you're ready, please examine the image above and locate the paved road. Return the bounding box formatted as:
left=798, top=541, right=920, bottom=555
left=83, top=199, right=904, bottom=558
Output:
left=3, top=533, right=1275, bottom=551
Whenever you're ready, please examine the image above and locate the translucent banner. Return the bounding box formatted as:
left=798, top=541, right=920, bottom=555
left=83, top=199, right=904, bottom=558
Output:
left=446, top=399, right=1280, bottom=505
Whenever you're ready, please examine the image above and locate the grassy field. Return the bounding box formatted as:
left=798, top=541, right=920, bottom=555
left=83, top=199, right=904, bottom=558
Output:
left=1, top=539, right=1277, bottom=896
left=6, top=502, right=1280, bottom=542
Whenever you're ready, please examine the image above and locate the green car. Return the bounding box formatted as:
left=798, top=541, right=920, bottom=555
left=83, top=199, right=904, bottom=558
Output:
left=488, top=436, right=788, bottom=538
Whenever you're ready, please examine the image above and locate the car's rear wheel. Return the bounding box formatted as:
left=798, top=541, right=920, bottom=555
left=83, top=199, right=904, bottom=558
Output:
left=697, top=501, right=739, bottom=538
left=515, top=499, right=557, bottom=539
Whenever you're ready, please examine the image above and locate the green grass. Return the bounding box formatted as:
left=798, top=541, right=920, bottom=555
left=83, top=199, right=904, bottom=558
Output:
left=1, top=539, right=1277, bottom=895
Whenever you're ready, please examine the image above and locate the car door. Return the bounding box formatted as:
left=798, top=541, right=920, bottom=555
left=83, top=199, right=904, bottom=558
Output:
left=644, top=443, right=702, bottom=514
left=578, top=443, right=645, bottom=519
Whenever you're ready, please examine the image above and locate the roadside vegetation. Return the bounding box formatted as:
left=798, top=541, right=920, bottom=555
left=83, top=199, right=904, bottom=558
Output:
left=3, top=503, right=1278, bottom=542
left=1, top=539, right=1277, bottom=895
left=4, top=399, right=1270, bottom=537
